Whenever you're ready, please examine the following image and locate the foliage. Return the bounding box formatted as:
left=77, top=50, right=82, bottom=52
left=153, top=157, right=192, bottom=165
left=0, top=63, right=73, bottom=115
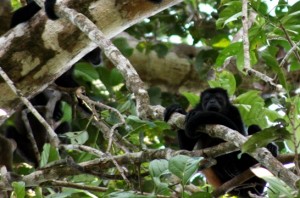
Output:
left=4, top=0, right=300, bottom=197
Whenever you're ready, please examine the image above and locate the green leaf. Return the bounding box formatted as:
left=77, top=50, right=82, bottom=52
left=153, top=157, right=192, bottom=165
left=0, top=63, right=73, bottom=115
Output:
left=242, top=125, right=290, bottom=153
left=190, top=192, right=212, bottom=198
left=216, top=1, right=242, bottom=28
left=251, top=167, right=293, bottom=197
left=181, top=92, right=199, bottom=107
left=40, top=144, right=60, bottom=167
left=290, top=62, right=300, bottom=71
left=151, top=43, right=169, bottom=58
left=109, top=68, right=124, bottom=86
left=215, top=42, right=242, bottom=67
left=109, top=191, right=156, bottom=198
left=235, top=48, right=258, bottom=71
left=136, top=41, right=149, bottom=53
left=249, top=0, right=268, bottom=15
left=113, top=38, right=134, bottom=57
left=149, top=159, right=169, bottom=178
left=98, top=67, right=124, bottom=89
left=149, top=159, right=171, bottom=195
left=74, top=63, right=99, bottom=81
left=63, top=131, right=89, bottom=145
left=12, top=181, right=25, bottom=198
left=235, top=90, right=281, bottom=128
left=169, top=155, right=202, bottom=185
left=34, top=187, right=43, bottom=198
left=281, top=10, right=300, bottom=24
left=261, top=49, right=288, bottom=92
left=208, top=71, right=236, bottom=96
left=224, top=12, right=242, bottom=26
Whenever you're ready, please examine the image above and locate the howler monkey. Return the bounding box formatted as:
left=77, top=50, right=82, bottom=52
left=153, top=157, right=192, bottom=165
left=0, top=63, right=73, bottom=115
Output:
left=5, top=90, right=69, bottom=167
left=10, top=0, right=102, bottom=67
left=0, top=135, right=16, bottom=171
left=164, top=87, right=278, bottom=197
left=11, top=0, right=163, bottom=27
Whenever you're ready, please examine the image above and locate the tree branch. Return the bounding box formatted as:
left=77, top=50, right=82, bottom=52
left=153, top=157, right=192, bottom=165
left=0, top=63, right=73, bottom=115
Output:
left=0, top=0, right=182, bottom=123
left=166, top=112, right=300, bottom=189
left=0, top=67, right=59, bottom=147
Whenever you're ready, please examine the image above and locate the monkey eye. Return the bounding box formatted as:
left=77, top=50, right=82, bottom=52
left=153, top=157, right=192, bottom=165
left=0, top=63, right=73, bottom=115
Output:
left=215, top=95, right=223, bottom=101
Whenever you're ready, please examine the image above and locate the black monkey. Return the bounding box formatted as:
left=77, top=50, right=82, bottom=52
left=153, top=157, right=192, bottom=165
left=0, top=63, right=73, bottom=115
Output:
left=11, top=0, right=163, bottom=27
left=0, top=135, right=16, bottom=171
left=164, top=88, right=278, bottom=197
left=10, top=0, right=102, bottom=67
left=5, top=90, right=70, bottom=167
left=148, top=0, right=163, bottom=3
left=10, top=0, right=58, bottom=26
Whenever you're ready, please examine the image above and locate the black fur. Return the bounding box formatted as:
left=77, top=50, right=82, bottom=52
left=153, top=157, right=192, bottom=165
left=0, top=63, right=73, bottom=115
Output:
left=10, top=2, right=40, bottom=28
left=164, top=88, right=278, bottom=197
left=5, top=91, right=70, bottom=167
left=11, top=0, right=162, bottom=26
left=44, top=0, right=59, bottom=20
left=148, top=0, right=163, bottom=3
left=0, top=135, right=15, bottom=171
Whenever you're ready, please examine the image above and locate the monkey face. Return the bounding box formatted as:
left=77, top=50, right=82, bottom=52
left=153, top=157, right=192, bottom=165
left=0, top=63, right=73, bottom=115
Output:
left=201, top=92, right=227, bottom=112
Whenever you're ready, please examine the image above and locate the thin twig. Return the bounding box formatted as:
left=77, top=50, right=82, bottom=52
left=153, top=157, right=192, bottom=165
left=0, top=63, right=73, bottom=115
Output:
left=279, top=40, right=300, bottom=68
left=76, top=89, right=126, bottom=153
left=280, top=23, right=300, bottom=62
left=21, top=109, right=41, bottom=163
left=0, top=66, right=59, bottom=147
left=60, top=144, right=104, bottom=157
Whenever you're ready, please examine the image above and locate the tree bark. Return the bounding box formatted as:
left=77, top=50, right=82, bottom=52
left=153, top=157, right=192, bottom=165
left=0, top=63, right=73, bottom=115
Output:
left=0, top=0, right=182, bottom=123
left=0, top=0, right=11, bottom=35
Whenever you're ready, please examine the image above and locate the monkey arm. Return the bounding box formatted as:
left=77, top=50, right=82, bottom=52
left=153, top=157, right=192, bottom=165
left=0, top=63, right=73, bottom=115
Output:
left=185, top=111, right=240, bottom=139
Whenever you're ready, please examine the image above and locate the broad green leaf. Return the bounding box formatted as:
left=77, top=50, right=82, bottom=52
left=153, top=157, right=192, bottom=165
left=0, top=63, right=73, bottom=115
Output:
left=249, top=0, right=268, bottom=15
left=63, top=131, right=89, bottom=145
left=216, top=1, right=242, bottom=28
left=208, top=70, right=236, bottom=96
left=242, top=125, right=290, bottom=153
left=152, top=43, right=169, bottom=58
left=40, top=144, right=60, bottom=167
left=290, top=62, right=300, bottom=71
left=109, top=191, right=156, bottom=198
left=224, top=12, right=242, bottom=26
left=149, top=159, right=169, bottom=178
left=190, top=192, right=212, bottom=198
left=281, top=10, right=300, bottom=24
left=235, top=90, right=281, bottom=128
left=97, top=67, right=124, bottom=89
left=149, top=159, right=171, bottom=195
left=12, top=181, right=25, bottom=198
left=109, top=68, right=124, bottom=86
left=136, top=41, right=148, bottom=53
left=285, top=96, right=300, bottom=152
left=75, top=63, right=99, bottom=81
left=34, top=187, right=43, bottom=198
left=215, top=42, right=242, bottom=67
left=212, top=38, right=231, bottom=48
left=169, top=155, right=202, bottom=185
left=261, top=50, right=288, bottom=92
left=113, top=38, right=134, bottom=57
left=235, top=90, right=263, bottom=105
left=181, top=92, right=199, bottom=107
left=251, top=167, right=293, bottom=197
left=236, top=49, right=258, bottom=71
